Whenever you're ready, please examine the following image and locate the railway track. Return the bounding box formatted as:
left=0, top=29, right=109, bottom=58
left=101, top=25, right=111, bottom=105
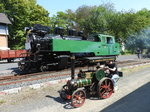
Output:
left=0, top=66, right=87, bottom=82
left=0, top=59, right=150, bottom=88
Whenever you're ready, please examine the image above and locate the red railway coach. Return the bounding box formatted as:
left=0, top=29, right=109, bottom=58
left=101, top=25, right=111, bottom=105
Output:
left=0, top=50, right=27, bottom=62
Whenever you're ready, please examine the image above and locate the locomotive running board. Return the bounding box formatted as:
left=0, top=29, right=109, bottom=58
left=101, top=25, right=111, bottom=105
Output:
left=82, top=56, right=116, bottom=63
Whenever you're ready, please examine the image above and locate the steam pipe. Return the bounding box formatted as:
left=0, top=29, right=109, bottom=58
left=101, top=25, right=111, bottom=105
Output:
left=71, top=55, right=75, bottom=79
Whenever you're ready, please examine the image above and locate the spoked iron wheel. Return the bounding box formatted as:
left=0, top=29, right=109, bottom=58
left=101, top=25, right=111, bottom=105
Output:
left=71, top=89, right=86, bottom=108
left=97, top=77, right=114, bottom=99
left=60, top=85, right=71, bottom=100
left=40, top=65, right=47, bottom=72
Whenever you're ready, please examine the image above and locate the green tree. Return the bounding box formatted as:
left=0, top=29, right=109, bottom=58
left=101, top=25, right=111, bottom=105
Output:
left=0, top=0, right=50, bottom=49
left=51, top=11, right=69, bottom=29
left=50, top=10, right=76, bottom=32
left=75, top=5, right=95, bottom=31
left=80, top=4, right=116, bottom=35
left=125, top=9, right=150, bottom=52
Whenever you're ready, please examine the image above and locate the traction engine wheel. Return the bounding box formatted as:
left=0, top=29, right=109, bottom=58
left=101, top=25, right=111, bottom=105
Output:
left=97, top=77, right=114, bottom=99
left=71, top=89, right=86, bottom=108
left=60, top=85, right=71, bottom=100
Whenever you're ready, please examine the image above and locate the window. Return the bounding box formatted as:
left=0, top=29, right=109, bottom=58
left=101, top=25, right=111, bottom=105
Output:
left=107, top=37, right=114, bottom=44
left=0, top=25, right=9, bottom=35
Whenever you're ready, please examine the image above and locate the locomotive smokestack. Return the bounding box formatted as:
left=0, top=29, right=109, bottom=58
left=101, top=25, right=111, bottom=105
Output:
left=54, top=27, right=64, bottom=37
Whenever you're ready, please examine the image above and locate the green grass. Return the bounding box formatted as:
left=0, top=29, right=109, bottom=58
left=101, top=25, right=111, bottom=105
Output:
left=120, top=49, right=134, bottom=55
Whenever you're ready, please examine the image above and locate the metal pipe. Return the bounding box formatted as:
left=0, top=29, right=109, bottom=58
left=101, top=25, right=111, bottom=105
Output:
left=71, top=55, right=75, bottom=79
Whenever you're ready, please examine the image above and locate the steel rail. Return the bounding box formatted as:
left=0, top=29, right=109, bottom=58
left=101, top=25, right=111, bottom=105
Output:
left=0, top=60, right=150, bottom=86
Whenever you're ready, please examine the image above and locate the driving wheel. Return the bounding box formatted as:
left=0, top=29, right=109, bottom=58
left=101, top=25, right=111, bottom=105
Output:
left=97, top=77, right=114, bottom=99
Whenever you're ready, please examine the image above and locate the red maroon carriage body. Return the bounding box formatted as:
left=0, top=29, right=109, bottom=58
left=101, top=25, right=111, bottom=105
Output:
left=0, top=50, right=27, bottom=62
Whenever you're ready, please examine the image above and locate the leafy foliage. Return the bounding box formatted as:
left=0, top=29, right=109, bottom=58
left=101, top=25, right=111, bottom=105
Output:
left=0, top=1, right=150, bottom=52
left=0, top=0, right=50, bottom=49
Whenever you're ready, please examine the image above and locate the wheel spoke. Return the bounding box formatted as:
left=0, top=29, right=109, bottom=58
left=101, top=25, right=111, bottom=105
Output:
left=108, top=88, right=112, bottom=92
left=108, top=81, right=111, bottom=86
left=79, top=92, right=83, bottom=97
left=101, top=89, right=106, bottom=96
left=104, top=80, right=108, bottom=85
left=100, top=85, right=105, bottom=89
left=100, top=87, right=103, bottom=90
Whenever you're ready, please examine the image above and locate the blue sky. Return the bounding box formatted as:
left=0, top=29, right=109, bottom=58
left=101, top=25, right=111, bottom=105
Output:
left=37, top=0, right=150, bottom=16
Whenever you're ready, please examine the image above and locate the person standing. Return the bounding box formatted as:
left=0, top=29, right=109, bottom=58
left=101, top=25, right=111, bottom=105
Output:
left=136, top=48, right=141, bottom=59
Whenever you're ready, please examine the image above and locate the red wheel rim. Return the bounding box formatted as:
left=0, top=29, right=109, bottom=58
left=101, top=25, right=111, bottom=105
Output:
left=71, top=89, right=86, bottom=108
left=98, top=78, right=114, bottom=99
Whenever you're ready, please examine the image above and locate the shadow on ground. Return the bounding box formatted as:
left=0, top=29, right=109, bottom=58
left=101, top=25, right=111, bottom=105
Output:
left=45, top=94, right=75, bottom=109
left=101, top=82, right=150, bottom=112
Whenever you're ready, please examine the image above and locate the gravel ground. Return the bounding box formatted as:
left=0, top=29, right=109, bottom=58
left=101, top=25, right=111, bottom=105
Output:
left=0, top=64, right=150, bottom=112
left=116, top=54, right=138, bottom=61
left=0, top=67, right=83, bottom=91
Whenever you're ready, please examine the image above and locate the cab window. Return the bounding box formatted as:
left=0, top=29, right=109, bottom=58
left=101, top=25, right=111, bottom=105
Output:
left=106, top=37, right=114, bottom=44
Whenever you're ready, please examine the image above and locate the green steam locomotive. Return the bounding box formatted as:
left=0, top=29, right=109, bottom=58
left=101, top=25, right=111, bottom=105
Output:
left=18, top=25, right=120, bottom=72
